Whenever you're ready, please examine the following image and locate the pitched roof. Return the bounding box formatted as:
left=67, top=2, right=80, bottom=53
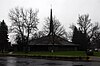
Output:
left=29, top=35, right=78, bottom=46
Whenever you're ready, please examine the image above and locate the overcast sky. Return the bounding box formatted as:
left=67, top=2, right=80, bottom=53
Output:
left=0, top=0, right=100, bottom=31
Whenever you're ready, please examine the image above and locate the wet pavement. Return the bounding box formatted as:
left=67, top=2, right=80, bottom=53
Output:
left=0, top=57, right=100, bottom=66
left=90, top=56, right=100, bottom=62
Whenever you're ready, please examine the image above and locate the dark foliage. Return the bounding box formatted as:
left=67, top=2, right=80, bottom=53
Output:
left=72, top=26, right=89, bottom=50
left=72, top=26, right=79, bottom=44
left=0, top=20, right=9, bottom=52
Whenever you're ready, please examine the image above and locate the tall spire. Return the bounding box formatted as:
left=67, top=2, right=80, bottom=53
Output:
left=49, top=8, right=54, bottom=35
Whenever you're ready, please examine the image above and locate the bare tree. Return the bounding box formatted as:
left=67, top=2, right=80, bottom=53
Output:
left=68, top=14, right=100, bottom=50
left=91, top=32, right=100, bottom=48
left=42, top=17, right=66, bottom=38
left=77, top=14, right=100, bottom=40
left=9, top=7, right=39, bottom=51
left=77, top=14, right=92, bottom=34
left=89, top=22, right=100, bottom=48
left=32, top=31, right=45, bottom=39
left=77, top=14, right=99, bottom=49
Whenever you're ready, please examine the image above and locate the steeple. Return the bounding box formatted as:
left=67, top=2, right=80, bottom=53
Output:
left=48, top=8, right=54, bottom=36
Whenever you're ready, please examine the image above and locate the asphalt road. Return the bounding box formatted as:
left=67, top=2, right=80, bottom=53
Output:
left=0, top=57, right=100, bottom=66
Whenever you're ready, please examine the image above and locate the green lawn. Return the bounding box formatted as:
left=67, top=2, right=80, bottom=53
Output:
left=1, top=51, right=100, bottom=57
left=13, top=51, right=87, bottom=57
left=94, top=52, right=100, bottom=57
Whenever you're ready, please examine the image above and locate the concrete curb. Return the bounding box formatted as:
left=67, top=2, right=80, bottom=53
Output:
left=0, top=54, right=90, bottom=61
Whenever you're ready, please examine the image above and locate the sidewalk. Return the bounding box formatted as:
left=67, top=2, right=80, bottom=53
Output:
left=90, top=56, right=100, bottom=62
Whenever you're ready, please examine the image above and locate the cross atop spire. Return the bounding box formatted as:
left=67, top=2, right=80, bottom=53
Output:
left=50, top=4, right=52, bottom=9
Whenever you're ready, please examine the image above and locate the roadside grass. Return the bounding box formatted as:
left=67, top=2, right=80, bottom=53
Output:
left=94, top=52, right=100, bottom=57
left=1, top=51, right=100, bottom=57
left=12, top=51, right=87, bottom=57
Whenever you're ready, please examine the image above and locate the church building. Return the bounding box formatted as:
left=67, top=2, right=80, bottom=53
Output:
left=28, top=8, right=79, bottom=51
left=12, top=8, right=79, bottom=51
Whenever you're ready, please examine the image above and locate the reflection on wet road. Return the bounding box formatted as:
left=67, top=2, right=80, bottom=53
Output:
left=0, top=57, right=100, bottom=66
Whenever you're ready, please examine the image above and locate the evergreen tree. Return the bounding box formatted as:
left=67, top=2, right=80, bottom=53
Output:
left=72, top=26, right=89, bottom=50
left=0, top=20, right=8, bottom=53
left=78, top=30, right=88, bottom=50
left=72, top=26, right=79, bottom=44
